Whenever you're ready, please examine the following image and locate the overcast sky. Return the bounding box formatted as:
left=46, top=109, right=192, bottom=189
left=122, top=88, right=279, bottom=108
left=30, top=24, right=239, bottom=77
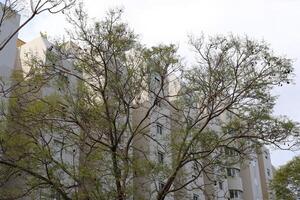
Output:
left=19, top=0, right=300, bottom=168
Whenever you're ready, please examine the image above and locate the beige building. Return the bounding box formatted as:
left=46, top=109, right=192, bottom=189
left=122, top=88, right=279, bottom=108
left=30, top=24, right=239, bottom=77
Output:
left=200, top=147, right=275, bottom=200
left=257, top=148, right=275, bottom=200
left=240, top=154, right=264, bottom=200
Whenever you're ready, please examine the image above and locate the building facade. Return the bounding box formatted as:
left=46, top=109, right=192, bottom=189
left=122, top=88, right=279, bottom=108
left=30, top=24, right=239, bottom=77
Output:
left=0, top=27, right=278, bottom=199
left=0, top=6, right=20, bottom=95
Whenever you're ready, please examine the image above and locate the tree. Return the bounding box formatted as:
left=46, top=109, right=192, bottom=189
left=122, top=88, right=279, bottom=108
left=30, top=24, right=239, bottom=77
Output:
left=0, top=0, right=76, bottom=52
left=272, top=157, right=300, bottom=200
left=0, top=5, right=299, bottom=200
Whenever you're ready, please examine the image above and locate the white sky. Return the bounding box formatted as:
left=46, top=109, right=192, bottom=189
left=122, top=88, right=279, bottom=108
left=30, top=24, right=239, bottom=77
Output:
left=19, top=0, right=300, bottom=168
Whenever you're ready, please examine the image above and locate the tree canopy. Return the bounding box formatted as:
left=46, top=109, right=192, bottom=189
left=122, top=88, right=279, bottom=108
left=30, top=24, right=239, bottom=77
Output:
left=272, top=157, right=300, bottom=200
left=0, top=5, right=299, bottom=200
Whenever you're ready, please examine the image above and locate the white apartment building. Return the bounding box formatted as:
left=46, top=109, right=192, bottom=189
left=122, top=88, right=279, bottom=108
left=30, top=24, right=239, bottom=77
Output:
left=0, top=17, right=277, bottom=199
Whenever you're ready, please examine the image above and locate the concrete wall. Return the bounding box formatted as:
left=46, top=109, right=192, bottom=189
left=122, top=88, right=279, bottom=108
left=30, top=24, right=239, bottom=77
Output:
left=240, top=155, right=263, bottom=200
left=132, top=75, right=176, bottom=200
left=14, top=36, right=80, bottom=199
left=17, top=36, right=49, bottom=74
left=0, top=8, right=20, bottom=93
left=258, top=147, right=275, bottom=200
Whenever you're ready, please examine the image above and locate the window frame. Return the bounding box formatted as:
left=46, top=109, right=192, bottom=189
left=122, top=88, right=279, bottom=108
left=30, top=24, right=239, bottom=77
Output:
left=264, top=150, right=268, bottom=159
left=154, top=76, right=161, bottom=84
left=267, top=168, right=271, bottom=176
left=156, top=123, right=163, bottom=135
left=229, top=189, right=242, bottom=198
left=227, top=168, right=240, bottom=177
left=225, top=147, right=238, bottom=156
left=193, top=193, right=199, bottom=200
left=158, top=181, right=165, bottom=191
left=158, top=151, right=164, bottom=164
left=153, top=73, right=161, bottom=89
left=154, top=98, right=161, bottom=107
left=218, top=181, right=223, bottom=190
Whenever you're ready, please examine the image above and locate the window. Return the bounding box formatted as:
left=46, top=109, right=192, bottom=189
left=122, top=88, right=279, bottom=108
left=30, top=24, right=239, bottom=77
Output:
left=193, top=193, right=199, bottom=200
left=218, top=181, right=223, bottom=190
left=227, top=129, right=234, bottom=135
left=192, top=161, right=198, bottom=171
left=47, top=45, right=54, bottom=51
left=227, top=168, right=240, bottom=177
left=192, top=161, right=203, bottom=177
left=154, top=76, right=161, bottom=83
left=152, top=74, right=161, bottom=89
left=225, top=147, right=238, bottom=156
left=150, top=73, right=161, bottom=91
left=227, top=168, right=232, bottom=176
left=158, top=151, right=164, bottom=164
left=159, top=181, right=165, bottom=191
left=154, top=98, right=161, bottom=107
left=264, top=151, right=268, bottom=159
left=267, top=168, right=271, bottom=177
left=156, top=123, right=163, bottom=135
left=229, top=190, right=242, bottom=199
